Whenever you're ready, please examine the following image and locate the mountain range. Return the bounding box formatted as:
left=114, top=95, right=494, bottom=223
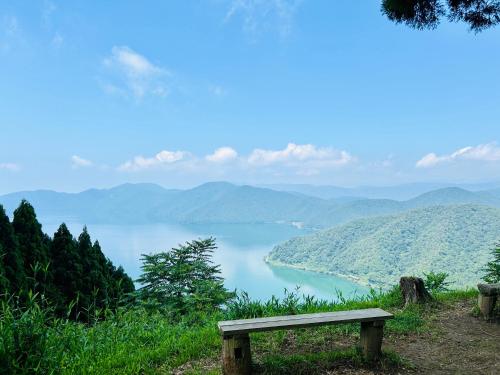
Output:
left=262, top=182, right=500, bottom=200
left=1, top=182, right=500, bottom=228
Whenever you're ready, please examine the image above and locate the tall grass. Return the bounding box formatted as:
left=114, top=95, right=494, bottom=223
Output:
left=0, top=286, right=476, bottom=374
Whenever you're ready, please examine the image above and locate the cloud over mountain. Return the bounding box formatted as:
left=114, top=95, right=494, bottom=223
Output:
left=417, top=142, right=500, bottom=168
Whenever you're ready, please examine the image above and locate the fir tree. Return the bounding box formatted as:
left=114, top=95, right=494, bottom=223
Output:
left=0, top=244, right=10, bottom=293
left=77, top=227, right=96, bottom=309
left=483, top=242, right=500, bottom=283
left=12, top=200, right=49, bottom=291
left=113, top=265, right=135, bottom=294
left=4, top=200, right=135, bottom=319
left=91, top=240, right=113, bottom=306
left=0, top=205, right=25, bottom=293
left=50, top=224, right=83, bottom=315
left=138, top=238, right=233, bottom=315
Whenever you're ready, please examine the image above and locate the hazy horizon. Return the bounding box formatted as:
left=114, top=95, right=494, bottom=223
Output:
left=2, top=179, right=500, bottom=196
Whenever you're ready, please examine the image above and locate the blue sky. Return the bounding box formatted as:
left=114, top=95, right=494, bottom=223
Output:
left=1, top=0, right=500, bottom=194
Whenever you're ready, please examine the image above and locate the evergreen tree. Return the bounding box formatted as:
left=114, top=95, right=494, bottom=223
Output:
left=112, top=265, right=135, bottom=294
left=12, top=200, right=49, bottom=291
left=77, top=227, right=96, bottom=309
left=137, top=238, right=233, bottom=315
left=0, top=244, right=10, bottom=293
left=483, top=242, right=500, bottom=283
left=50, top=224, right=82, bottom=315
left=91, top=240, right=113, bottom=306
left=382, top=0, right=500, bottom=32
left=4, top=200, right=135, bottom=319
left=0, top=205, right=25, bottom=293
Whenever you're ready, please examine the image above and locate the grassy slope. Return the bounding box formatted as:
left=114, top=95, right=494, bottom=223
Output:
left=0, top=288, right=480, bottom=374
left=268, top=204, right=500, bottom=287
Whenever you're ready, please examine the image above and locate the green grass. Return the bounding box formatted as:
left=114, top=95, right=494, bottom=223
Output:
left=0, top=287, right=478, bottom=374
left=255, top=348, right=409, bottom=375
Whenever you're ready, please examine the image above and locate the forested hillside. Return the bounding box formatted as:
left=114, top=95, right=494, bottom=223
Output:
left=0, top=201, right=134, bottom=320
left=2, top=183, right=500, bottom=228
left=267, top=204, right=500, bottom=287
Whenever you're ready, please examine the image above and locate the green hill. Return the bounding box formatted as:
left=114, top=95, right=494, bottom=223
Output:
left=267, top=204, right=500, bottom=288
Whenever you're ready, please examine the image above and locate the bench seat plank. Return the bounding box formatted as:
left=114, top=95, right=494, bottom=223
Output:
left=218, top=308, right=393, bottom=336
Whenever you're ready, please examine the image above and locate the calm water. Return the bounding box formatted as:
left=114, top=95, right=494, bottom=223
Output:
left=40, top=219, right=369, bottom=301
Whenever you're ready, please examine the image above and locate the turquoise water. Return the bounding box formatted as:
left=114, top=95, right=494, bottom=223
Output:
left=40, top=220, right=369, bottom=301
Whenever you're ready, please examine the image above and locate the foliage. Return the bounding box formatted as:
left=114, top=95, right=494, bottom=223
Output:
left=12, top=200, right=50, bottom=291
left=482, top=242, right=500, bottom=283
left=423, top=271, right=451, bottom=292
left=268, top=205, right=500, bottom=288
left=382, top=0, right=500, bottom=32
left=1, top=284, right=479, bottom=374
left=0, top=292, right=221, bottom=374
left=0, top=201, right=134, bottom=321
left=137, top=237, right=234, bottom=315
left=0, top=206, right=25, bottom=293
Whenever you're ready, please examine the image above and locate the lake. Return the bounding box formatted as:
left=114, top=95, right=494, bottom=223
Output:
left=40, top=219, right=369, bottom=301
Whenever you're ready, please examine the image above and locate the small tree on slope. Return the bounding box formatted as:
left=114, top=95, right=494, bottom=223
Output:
left=137, top=237, right=234, bottom=315
left=482, top=242, right=500, bottom=283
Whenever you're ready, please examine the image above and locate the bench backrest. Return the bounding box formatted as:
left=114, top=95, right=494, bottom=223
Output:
left=218, top=308, right=393, bottom=337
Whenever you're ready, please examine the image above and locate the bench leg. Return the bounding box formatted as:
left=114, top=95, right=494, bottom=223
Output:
left=478, top=294, right=497, bottom=318
left=222, top=334, right=252, bottom=375
left=360, top=320, right=384, bottom=361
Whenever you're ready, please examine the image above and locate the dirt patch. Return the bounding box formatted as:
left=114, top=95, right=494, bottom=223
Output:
left=385, top=299, right=500, bottom=375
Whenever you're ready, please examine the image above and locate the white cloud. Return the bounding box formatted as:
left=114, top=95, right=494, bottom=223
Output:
left=0, top=162, right=20, bottom=171
left=416, top=153, right=442, bottom=168
left=102, top=46, right=168, bottom=99
left=225, top=0, right=303, bottom=38
left=119, top=150, right=187, bottom=171
left=71, top=155, right=92, bottom=168
left=206, top=147, right=238, bottom=162
left=416, top=142, right=500, bottom=168
left=118, top=143, right=355, bottom=178
left=248, top=143, right=354, bottom=167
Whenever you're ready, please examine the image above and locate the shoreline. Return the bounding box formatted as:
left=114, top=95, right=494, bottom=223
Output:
left=264, top=256, right=385, bottom=290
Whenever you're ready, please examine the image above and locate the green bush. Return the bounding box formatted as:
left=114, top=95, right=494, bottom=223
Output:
left=136, top=238, right=234, bottom=316
left=482, top=243, right=500, bottom=283
left=423, top=271, right=451, bottom=293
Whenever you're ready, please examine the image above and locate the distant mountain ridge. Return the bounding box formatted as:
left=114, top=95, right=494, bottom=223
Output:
left=1, top=182, right=500, bottom=227
left=267, top=204, right=500, bottom=288
left=263, top=182, right=500, bottom=200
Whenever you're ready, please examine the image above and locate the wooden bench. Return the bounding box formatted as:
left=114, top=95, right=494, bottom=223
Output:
left=478, top=283, right=500, bottom=318
left=218, top=308, right=394, bottom=375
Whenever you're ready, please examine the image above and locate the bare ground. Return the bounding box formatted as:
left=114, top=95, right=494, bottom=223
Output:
left=172, top=298, right=500, bottom=375
left=384, top=299, right=499, bottom=375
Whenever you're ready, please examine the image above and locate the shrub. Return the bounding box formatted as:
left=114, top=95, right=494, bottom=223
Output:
left=423, top=271, right=450, bottom=292
left=137, top=238, right=234, bottom=316
left=482, top=243, right=500, bottom=283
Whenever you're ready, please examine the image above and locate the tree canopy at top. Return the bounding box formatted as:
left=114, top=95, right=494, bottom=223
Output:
left=382, top=0, right=500, bottom=32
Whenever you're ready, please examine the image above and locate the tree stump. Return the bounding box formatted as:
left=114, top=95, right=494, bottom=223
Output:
left=400, top=277, right=432, bottom=306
